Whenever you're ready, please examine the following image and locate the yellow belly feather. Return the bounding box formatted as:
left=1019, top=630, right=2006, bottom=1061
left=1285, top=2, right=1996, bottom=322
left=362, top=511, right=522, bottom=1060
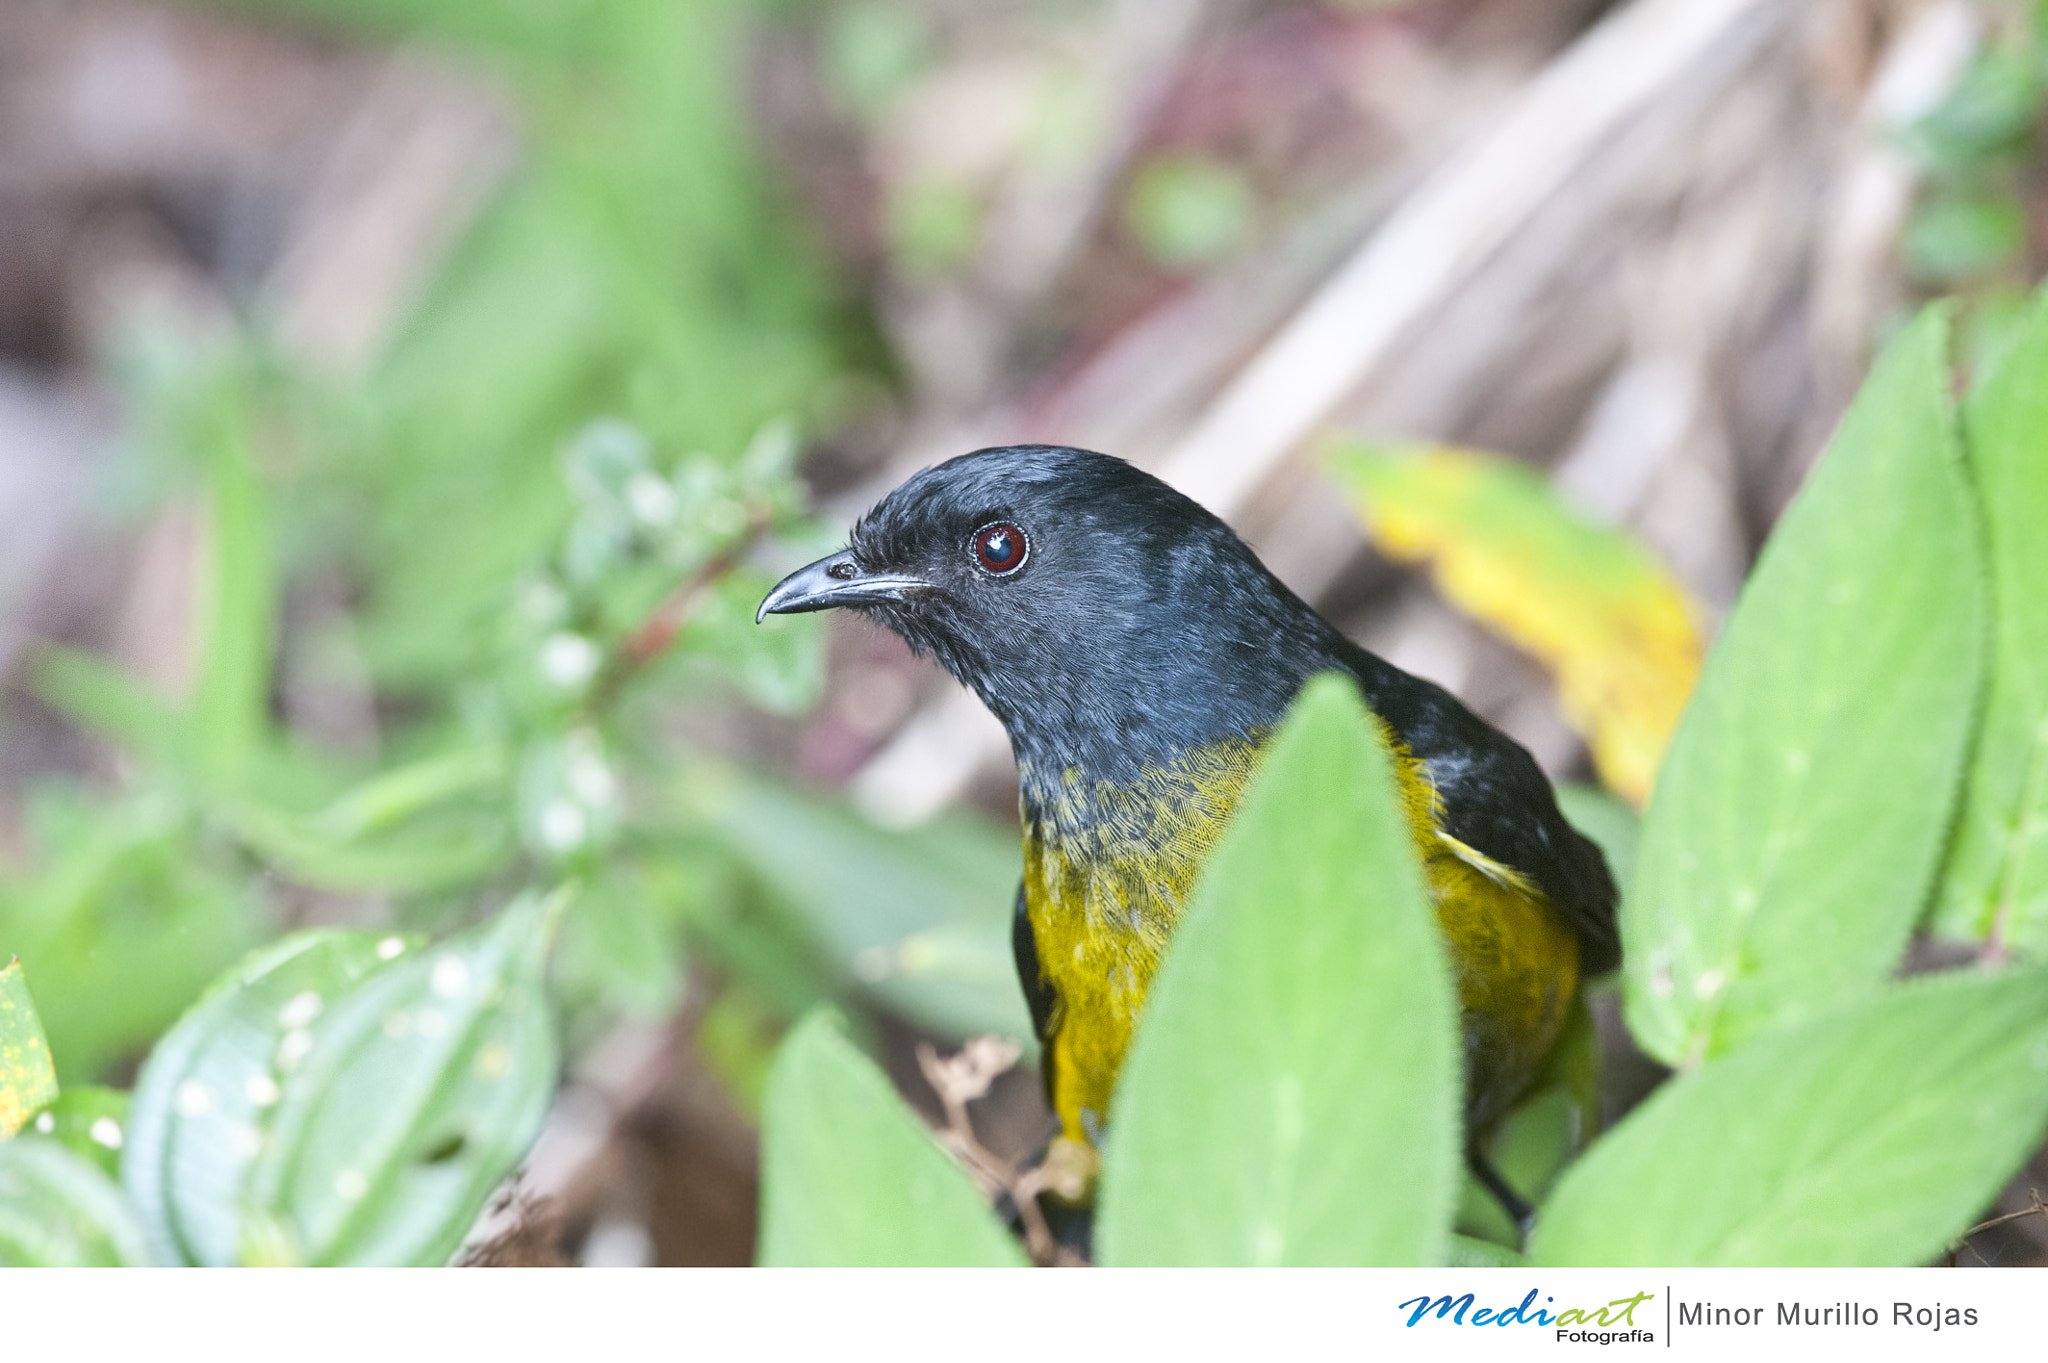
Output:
left=1020, top=727, right=1579, bottom=1147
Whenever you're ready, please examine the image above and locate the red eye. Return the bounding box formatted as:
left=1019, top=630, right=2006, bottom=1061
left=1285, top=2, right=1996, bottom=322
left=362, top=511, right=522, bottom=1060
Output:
left=970, top=521, right=1028, bottom=576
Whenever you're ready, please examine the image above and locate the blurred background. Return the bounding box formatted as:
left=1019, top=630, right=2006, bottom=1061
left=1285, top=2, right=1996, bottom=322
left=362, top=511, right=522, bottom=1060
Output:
left=3, top=0, right=2046, bottom=1265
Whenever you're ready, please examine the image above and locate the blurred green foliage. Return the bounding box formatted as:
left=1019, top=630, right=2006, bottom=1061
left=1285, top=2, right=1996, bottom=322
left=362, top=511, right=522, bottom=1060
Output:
left=1124, top=153, right=1254, bottom=271
left=0, top=0, right=1027, bottom=1264
left=1901, top=3, right=2048, bottom=369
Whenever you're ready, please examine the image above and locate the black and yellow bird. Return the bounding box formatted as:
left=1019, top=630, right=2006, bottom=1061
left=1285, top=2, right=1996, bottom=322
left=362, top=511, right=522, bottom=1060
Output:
left=758, top=445, right=1618, bottom=1219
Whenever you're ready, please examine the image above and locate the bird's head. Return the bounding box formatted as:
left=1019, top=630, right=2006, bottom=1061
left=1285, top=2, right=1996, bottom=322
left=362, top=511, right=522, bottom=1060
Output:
left=758, top=445, right=1340, bottom=770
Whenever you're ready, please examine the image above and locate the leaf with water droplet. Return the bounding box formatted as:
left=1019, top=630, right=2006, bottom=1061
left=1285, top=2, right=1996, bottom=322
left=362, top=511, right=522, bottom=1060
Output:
left=125, top=930, right=410, bottom=1266
left=241, top=892, right=563, bottom=1265
left=34, top=1087, right=129, bottom=1178
left=0, top=1136, right=151, bottom=1265
left=0, top=957, right=59, bottom=1138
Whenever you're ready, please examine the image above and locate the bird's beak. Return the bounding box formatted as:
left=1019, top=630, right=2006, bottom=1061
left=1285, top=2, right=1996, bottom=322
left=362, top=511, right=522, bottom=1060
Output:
left=755, top=551, right=929, bottom=624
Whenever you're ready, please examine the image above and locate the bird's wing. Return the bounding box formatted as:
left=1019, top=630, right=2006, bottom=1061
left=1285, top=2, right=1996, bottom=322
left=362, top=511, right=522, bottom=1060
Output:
left=1345, top=655, right=1622, bottom=975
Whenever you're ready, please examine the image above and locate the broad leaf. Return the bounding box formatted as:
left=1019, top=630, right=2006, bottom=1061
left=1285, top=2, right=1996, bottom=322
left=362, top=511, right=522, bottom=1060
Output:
left=1326, top=442, right=1704, bottom=806
left=1623, top=309, right=1984, bottom=1066
left=124, top=930, right=408, bottom=1266
left=1449, top=1233, right=1528, bottom=1267
left=243, top=892, right=562, bottom=1265
left=0, top=957, right=58, bottom=1137
left=1934, top=290, right=2048, bottom=955
left=0, top=1137, right=152, bottom=1266
left=1095, top=674, right=1460, bottom=1266
left=756, top=1009, right=1026, bottom=1266
left=1533, top=967, right=2048, bottom=1266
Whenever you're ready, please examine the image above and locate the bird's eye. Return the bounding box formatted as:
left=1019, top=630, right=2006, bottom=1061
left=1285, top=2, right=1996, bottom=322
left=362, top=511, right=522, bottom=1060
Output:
left=969, top=521, right=1028, bottom=577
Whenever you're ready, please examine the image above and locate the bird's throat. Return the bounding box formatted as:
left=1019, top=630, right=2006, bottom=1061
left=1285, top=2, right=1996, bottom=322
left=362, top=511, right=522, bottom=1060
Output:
left=1017, top=736, right=1264, bottom=1145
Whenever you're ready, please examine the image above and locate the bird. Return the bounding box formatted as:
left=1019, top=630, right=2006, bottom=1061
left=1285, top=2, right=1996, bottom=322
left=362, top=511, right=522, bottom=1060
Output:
left=757, top=444, right=1619, bottom=1224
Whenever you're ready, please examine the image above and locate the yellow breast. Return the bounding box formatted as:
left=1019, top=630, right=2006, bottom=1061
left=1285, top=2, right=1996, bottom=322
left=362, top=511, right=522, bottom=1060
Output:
left=1020, top=725, right=1580, bottom=1148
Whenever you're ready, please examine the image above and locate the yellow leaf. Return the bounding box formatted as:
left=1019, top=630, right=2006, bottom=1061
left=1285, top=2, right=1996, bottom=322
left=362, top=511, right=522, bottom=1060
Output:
left=1, top=956, right=60, bottom=1138
left=1324, top=442, right=1705, bottom=806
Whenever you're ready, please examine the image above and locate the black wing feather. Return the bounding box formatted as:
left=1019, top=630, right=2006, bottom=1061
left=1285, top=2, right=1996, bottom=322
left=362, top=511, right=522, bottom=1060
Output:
left=1339, top=648, right=1622, bottom=975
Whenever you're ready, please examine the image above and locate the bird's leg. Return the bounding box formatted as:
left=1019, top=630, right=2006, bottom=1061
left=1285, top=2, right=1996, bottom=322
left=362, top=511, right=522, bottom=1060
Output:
left=1468, top=1145, right=1536, bottom=1248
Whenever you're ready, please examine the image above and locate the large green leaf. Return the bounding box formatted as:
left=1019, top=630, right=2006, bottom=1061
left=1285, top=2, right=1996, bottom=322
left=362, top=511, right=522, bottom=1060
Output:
left=1623, top=309, right=1985, bottom=1066
left=0, top=957, right=58, bottom=1137
left=1935, top=290, right=2048, bottom=955
left=756, top=1009, right=1026, bottom=1267
left=1533, top=966, right=2048, bottom=1266
left=0, top=1137, right=152, bottom=1266
left=242, top=893, right=562, bottom=1265
left=1095, top=674, right=1461, bottom=1266
left=124, top=929, right=408, bottom=1266
left=702, top=771, right=1031, bottom=1045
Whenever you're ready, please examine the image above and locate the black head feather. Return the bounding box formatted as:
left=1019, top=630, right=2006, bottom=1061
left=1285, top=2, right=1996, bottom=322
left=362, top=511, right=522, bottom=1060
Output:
left=779, top=444, right=1620, bottom=973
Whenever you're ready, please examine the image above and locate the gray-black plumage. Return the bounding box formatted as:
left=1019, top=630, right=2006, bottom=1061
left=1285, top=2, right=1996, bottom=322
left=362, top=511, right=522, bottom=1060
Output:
left=764, top=443, right=1619, bottom=976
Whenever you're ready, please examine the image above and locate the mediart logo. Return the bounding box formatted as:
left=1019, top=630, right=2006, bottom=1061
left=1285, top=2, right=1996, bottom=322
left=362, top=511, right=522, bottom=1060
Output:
left=1397, top=1288, right=1657, bottom=1343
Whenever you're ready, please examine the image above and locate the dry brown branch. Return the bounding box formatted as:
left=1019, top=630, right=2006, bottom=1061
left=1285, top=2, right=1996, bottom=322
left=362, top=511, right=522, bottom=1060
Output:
left=1948, top=1188, right=2048, bottom=1265
left=916, top=1035, right=1086, bottom=1267
left=1153, top=0, right=1793, bottom=521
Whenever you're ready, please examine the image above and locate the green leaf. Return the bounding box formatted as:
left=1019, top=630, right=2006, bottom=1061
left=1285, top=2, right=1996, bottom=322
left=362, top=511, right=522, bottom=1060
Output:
left=124, top=929, right=410, bottom=1266
left=1533, top=967, right=2048, bottom=1266
left=227, top=799, right=513, bottom=895
left=30, top=646, right=190, bottom=774
left=192, top=391, right=275, bottom=791
left=0, top=799, right=260, bottom=1085
left=242, top=893, right=563, bottom=1265
left=557, top=869, right=687, bottom=1018
left=1623, top=308, right=1984, bottom=1066
left=309, top=746, right=509, bottom=841
left=756, top=1010, right=1025, bottom=1266
left=1449, top=1233, right=1528, bottom=1267
left=0, top=1137, right=152, bottom=1266
left=1095, top=674, right=1461, bottom=1266
left=1934, top=289, right=2048, bottom=955
left=30, top=1088, right=129, bottom=1178
left=701, top=771, right=1032, bottom=1045
left=0, top=957, right=58, bottom=1137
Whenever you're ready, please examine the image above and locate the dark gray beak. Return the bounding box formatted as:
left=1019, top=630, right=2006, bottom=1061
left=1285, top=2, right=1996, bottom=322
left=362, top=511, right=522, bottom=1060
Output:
left=755, top=551, right=929, bottom=624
